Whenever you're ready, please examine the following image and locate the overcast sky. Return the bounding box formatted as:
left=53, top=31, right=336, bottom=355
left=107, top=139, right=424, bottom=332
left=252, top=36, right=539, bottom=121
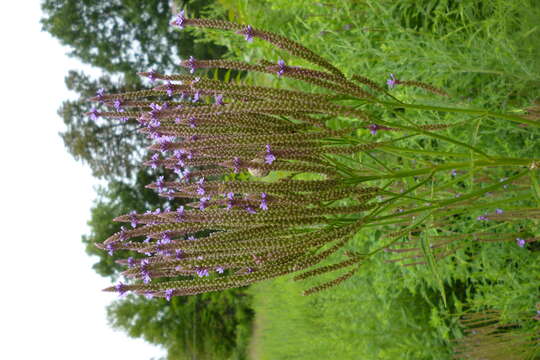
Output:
left=0, top=1, right=165, bottom=359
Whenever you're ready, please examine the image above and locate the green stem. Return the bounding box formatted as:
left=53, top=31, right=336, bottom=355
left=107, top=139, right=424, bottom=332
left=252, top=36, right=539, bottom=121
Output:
left=371, top=171, right=528, bottom=223
left=375, top=100, right=539, bottom=127
left=348, top=158, right=533, bottom=183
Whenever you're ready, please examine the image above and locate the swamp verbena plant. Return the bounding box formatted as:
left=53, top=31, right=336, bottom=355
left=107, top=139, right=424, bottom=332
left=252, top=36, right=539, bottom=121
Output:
left=92, top=13, right=540, bottom=305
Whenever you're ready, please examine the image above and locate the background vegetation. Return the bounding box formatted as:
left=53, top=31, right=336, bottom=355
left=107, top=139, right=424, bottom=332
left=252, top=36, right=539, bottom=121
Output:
left=42, top=0, right=540, bottom=359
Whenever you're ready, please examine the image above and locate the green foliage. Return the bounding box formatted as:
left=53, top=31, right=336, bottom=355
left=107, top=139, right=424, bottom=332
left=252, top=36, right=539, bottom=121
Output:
left=83, top=169, right=164, bottom=278
left=59, top=71, right=151, bottom=180
left=108, top=289, right=253, bottom=360
left=62, top=0, right=540, bottom=358
left=41, top=0, right=226, bottom=81
left=194, top=1, right=540, bottom=359
left=43, top=0, right=228, bottom=180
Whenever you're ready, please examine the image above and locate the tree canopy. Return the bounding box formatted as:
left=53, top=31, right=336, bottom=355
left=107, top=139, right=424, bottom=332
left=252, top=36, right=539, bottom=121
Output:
left=42, top=0, right=227, bottom=181
left=41, top=0, right=226, bottom=82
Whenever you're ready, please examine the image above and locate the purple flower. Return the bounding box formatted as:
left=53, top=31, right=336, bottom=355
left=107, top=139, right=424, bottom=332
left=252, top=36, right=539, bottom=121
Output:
left=245, top=206, right=256, bottom=214
left=188, top=116, right=197, bottom=128
left=115, top=282, right=127, bottom=296
left=516, top=238, right=526, bottom=247
left=96, top=88, right=105, bottom=103
left=176, top=206, right=185, bottom=222
left=216, top=267, right=224, bottom=274
left=187, top=235, right=197, bottom=241
left=215, top=94, right=225, bottom=105
left=451, top=169, right=457, bottom=177
left=180, top=168, right=192, bottom=182
left=141, top=259, right=151, bottom=283
left=226, top=192, right=234, bottom=210
left=174, top=149, right=188, bottom=167
left=495, top=208, right=504, bottom=214
left=127, top=257, right=135, bottom=268
left=161, top=231, right=172, bottom=244
left=106, top=243, right=115, bottom=256
left=172, top=10, right=186, bottom=29
left=166, top=81, right=174, bottom=97
left=165, top=289, right=174, bottom=301
left=199, top=196, right=211, bottom=210
left=149, top=153, right=160, bottom=169
left=147, top=69, right=157, bottom=82
left=368, top=124, right=380, bottom=135
left=196, top=178, right=206, bottom=195
left=175, top=249, right=183, bottom=259
left=192, top=91, right=201, bottom=103
left=196, top=268, right=210, bottom=277
left=174, top=116, right=182, bottom=124
left=241, top=25, right=254, bottom=42
left=114, top=99, right=123, bottom=111
left=477, top=215, right=489, bottom=221
left=129, top=210, right=138, bottom=228
left=387, top=73, right=398, bottom=89
left=186, top=56, right=197, bottom=74
left=233, top=157, right=241, bottom=174
left=265, top=144, right=276, bottom=164
left=119, top=226, right=128, bottom=241
left=277, top=59, right=286, bottom=77
left=156, top=176, right=165, bottom=192
left=260, top=192, right=268, bottom=211
left=88, top=107, right=99, bottom=121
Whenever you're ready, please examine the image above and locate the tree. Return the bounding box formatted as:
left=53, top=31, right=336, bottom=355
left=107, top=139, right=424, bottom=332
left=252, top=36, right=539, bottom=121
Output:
left=41, top=0, right=226, bottom=82
left=82, top=168, right=165, bottom=278
left=108, top=290, right=252, bottom=360
left=43, top=0, right=228, bottom=180
left=59, top=71, right=151, bottom=180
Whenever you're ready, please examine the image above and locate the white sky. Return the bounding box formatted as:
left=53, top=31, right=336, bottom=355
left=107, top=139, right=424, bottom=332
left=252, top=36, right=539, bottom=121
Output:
left=0, top=2, right=165, bottom=359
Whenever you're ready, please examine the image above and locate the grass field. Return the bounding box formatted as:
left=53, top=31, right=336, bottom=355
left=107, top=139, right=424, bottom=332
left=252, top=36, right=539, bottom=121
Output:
left=183, top=1, right=540, bottom=358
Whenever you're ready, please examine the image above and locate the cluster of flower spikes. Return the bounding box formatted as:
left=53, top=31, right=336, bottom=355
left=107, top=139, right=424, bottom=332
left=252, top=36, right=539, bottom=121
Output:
left=95, top=12, right=452, bottom=300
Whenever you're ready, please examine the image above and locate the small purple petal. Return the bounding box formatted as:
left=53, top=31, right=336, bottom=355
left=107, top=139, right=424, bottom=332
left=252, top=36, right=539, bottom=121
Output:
left=232, top=157, right=242, bottom=174
left=115, top=282, right=127, bottom=296
left=129, top=210, right=138, bottom=228
left=260, top=192, right=268, bottom=211
left=368, top=124, right=379, bottom=135
left=172, top=10, right=186, bottom=29
left=88, top=107, right=99, bottom=121
left=387, top=73, right=398, bottom=89
left=215, top=94, right=224, bottom=105
left=96, top=88, right=105, bottom=103
left=186, top=56, right=197, bottom=74
left=265, top=144, right=276, bottom=164
left=147, top=69, right=157, bottom=82
left=277, top=59, right=286, bottom=77
left=516, top=238, right=526, bottom=247
left=199, top=196, right=210, bottom=210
